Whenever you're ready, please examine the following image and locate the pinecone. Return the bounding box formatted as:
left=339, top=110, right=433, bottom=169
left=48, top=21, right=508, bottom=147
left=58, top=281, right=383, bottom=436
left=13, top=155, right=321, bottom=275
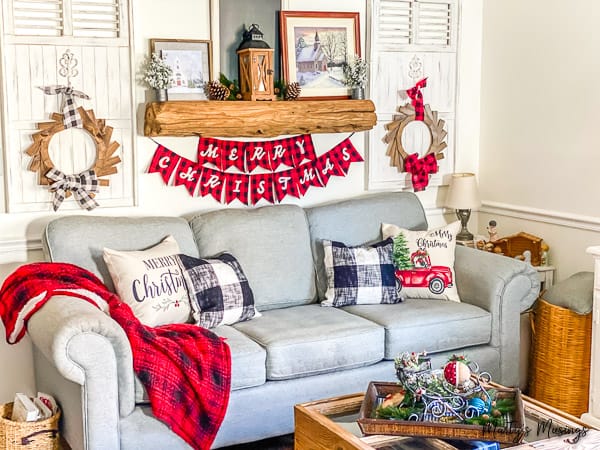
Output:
left=284, top=82, right=301, bottom=100
left=207, top=80, right=230, bottom=100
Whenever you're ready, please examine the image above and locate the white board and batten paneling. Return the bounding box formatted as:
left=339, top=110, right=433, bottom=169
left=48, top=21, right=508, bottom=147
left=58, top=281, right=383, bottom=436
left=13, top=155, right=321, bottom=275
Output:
left=0, top=0, right=135, bottom=212
left=367, top=0, right=458, bottom=191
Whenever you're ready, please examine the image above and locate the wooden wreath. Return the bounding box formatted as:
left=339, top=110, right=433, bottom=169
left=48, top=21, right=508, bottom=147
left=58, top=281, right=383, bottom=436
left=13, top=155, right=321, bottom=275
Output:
left=383, top=103, right=447, bottom=172
left=26, top=107, right=121, bottom=195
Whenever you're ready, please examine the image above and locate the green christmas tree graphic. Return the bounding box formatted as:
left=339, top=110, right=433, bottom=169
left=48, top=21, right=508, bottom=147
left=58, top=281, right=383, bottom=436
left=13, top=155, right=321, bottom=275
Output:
left=393, top=232, right=413, bottom=270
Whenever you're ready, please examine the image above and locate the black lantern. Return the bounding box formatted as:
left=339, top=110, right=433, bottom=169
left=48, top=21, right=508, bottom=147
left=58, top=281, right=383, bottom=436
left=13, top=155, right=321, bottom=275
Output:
left=236, top=24, right=276, bottom=101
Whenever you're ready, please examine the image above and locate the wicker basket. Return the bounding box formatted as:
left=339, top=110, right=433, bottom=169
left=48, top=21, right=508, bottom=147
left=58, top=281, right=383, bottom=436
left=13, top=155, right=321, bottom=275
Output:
left=0, top=402, right=60, bottom=450
left=528, top=297, right=592, bottom=416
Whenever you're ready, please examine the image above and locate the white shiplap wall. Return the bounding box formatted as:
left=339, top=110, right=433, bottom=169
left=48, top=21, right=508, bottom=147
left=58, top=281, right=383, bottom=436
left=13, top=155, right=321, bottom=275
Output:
left=1, top=1, right=135, bottom=212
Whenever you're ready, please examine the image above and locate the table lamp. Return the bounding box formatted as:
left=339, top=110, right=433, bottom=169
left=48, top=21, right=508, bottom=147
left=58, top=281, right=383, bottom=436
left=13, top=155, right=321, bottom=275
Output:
left=445, top=173, right=481, bottom=242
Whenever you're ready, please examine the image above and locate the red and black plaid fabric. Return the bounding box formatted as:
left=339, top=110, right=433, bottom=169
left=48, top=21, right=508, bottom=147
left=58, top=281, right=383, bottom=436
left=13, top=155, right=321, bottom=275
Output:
left=290, top=135, right=316, bottom=166
left=199, top=168, right=225, bottom=202
left=245, top=143, right=272, bottom=172
left=250, top=173, right=275, bottom=204
left=274, top=169, right=300, bottom=201
left=173, top=157, right=201, bottom=196
left=268, top=136, right=297, bottom=169
left=148, top=145, right=182, bottom=185
left=404, top=152, right=438, bottom=191
left=0, top=263, right=231, bottom=450
left=223, top=172, right=250, bottom=205
left=314, top=152, right=338, bottom=186
left=223, top=143, right=246, bottom=172
left=406, top=78, right=427, bottom=121
left=197, top=137, right=227, bottom=170
left=329, top=138, right=364, bottom=175
left=295, top=163, right=323, bottom=197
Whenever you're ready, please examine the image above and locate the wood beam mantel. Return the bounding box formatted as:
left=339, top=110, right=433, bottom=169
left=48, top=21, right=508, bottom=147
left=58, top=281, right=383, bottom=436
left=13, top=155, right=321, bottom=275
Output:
left=143, top=99, right=377, bottom=138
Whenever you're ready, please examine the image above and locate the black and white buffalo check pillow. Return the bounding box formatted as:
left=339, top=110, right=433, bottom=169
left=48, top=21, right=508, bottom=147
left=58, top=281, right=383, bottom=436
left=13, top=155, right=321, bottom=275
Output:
left=322, top=238, right=403, bottom=307
left=178, top=253, right=259, bottom=329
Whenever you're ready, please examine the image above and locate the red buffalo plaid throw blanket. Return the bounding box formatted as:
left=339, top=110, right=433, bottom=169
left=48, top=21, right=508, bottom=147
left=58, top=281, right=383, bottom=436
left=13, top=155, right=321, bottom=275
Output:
left=0, top=262, right=231, bottom=450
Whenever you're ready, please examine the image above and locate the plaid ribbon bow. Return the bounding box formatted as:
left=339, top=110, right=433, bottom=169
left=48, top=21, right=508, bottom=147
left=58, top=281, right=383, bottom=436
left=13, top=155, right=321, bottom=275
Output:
left=406, top=78, right=427, bottom=121
left=46, top=168, right=100, bottom=211
left=39, top=85, right=91, bottom=128
left=404, top=153, right=438, bottom=192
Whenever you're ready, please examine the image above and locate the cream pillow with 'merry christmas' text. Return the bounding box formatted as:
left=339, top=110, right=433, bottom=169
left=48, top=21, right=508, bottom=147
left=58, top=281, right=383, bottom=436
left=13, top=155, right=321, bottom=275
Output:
left=382, top=221, right=461, bottom=302
left=103, top=235, right=191, bottom=326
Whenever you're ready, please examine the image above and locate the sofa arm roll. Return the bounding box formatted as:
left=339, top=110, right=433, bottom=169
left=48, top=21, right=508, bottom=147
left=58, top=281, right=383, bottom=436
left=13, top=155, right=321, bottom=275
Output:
left=455, top=245, right=540, bottom=314
left=455, top=246, right=540, bottom=386
left=27, top=295, right=135, bottom=418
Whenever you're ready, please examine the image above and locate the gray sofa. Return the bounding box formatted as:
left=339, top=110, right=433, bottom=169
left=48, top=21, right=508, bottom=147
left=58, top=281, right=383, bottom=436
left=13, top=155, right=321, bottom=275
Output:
left=27, top=192, right=540, bottom=449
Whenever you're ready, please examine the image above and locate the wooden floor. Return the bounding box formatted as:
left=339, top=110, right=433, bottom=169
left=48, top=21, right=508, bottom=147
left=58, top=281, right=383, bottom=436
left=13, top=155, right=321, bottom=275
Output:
left=221, top=434, right=294, bottom=450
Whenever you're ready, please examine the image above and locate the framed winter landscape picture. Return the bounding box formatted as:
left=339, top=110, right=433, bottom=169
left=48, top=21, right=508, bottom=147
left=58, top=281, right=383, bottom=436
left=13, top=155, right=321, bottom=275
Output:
left=280, top=11, right=360, bottom=100
left=150, top=39, right=213, bottom=100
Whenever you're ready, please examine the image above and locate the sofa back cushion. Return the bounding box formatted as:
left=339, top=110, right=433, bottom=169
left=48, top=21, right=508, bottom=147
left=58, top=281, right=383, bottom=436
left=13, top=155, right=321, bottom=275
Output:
left=306, top=192, right=428, bottom=300
left=43, top=216, right=199, bottom=292
left=189, top=204, right=316, bottom=310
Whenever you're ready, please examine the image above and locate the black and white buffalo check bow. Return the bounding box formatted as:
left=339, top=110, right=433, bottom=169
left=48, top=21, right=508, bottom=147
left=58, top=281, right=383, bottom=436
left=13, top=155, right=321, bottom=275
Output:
left=39, top=85, right=91, bottom=128
left=46, top=168, right=100, bottom=211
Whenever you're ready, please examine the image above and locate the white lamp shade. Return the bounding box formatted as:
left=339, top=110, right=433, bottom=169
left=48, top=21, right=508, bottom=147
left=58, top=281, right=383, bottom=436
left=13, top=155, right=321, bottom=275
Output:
left=445, top=173, right=481, bottom=210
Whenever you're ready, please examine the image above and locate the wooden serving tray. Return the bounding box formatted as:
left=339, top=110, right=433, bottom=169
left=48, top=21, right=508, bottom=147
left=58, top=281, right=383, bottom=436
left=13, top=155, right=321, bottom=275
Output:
left=357, top=382, right=526, bottom=446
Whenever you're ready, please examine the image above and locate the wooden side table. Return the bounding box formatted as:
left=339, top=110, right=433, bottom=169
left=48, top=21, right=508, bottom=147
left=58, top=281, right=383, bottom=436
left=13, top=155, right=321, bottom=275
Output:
left=535, top=265, right=555, bottom=291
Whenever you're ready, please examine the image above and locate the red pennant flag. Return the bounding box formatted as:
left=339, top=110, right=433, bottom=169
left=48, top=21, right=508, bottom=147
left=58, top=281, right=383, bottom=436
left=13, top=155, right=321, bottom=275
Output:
left=197, top=137, right=226, bottom=169
left=290, top=135, right=316, bottom=166
left=250, top=173, right=275, bottom=204
left=245, top=142, right=272, bottom=171
left=329, top=138, right=364, bottom=175
left=222, top=142, right=246, bottom=172
left=268, top=136, right=296, bottom=169
left=173, top=157, right=201, bottom=196
left=295, top=161, right=324, bottom=196
left=148, top=145, right=182, bottom=185
left=274, top=169, right=300, bottom=202
left=314, top=153, right=339, bottom=186
left=223, top=172, right=250, bottom=205
left=198, top=168, right=225, bottom=202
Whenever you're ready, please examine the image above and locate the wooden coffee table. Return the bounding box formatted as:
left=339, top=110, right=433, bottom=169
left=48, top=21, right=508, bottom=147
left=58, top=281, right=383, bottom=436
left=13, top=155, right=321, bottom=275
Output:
left=295, top=391, right=594, bottom=449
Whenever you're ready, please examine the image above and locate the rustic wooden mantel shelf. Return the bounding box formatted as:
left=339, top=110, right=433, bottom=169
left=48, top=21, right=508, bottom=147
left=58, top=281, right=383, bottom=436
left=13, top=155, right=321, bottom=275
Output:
left=143, top=99, right=377, bottom=138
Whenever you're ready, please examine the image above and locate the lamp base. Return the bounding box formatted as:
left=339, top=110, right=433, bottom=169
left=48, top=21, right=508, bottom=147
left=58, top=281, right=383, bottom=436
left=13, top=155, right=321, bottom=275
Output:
left=455, top=209, right=474, bottom=242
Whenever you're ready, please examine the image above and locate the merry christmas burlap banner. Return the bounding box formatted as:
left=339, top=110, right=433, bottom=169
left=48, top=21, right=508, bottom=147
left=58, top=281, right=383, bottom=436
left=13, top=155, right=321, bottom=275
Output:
left=148, top=135, right=363, bottom=205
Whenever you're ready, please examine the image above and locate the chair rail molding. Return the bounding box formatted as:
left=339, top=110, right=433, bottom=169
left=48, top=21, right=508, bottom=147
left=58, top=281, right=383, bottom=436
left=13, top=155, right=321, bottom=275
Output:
left=0, top=238, right=43, bottom=264
left=481, top=201, right=600, bottom=233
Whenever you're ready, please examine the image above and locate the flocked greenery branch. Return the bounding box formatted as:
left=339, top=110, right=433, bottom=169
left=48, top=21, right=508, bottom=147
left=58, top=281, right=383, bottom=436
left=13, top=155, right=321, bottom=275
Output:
left=343, top=55, right=368, bottom=88
left=142, top=53, right=173, bottom=90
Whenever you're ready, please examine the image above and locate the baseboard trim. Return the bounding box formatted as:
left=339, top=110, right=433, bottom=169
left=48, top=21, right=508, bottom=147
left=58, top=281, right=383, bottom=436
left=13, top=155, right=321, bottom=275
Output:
left=480, top=201, right=600, bottom=232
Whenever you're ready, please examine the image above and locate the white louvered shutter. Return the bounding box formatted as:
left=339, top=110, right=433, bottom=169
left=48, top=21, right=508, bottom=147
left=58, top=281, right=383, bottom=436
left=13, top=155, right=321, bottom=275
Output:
left=11, top=0, right=64, bottom=36
left=7, top=0, right=120, bottom=38
left=71, top=0, right=120, bottom=38
left=367, top=0, right=458, bottom=191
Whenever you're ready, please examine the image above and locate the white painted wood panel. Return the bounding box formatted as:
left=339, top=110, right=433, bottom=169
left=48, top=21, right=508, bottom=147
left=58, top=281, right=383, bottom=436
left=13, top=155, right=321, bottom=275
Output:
left=367, top=0, right=458, bottom=192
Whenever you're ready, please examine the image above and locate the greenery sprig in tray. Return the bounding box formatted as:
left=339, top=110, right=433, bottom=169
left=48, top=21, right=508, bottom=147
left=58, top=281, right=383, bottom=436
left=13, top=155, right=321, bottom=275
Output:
left=357, top=352, right=524, bottom=444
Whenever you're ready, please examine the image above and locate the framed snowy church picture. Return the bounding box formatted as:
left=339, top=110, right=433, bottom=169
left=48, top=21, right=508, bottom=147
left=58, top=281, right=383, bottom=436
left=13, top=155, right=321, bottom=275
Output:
left=150, top=39, right=213, bottom=100
left=280, top=11, right=360, bottom=100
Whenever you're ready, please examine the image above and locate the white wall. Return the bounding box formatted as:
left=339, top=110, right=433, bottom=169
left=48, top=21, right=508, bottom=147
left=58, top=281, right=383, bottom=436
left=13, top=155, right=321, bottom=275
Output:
left=0, top=0, right=484, bottom=402
left=478, top=0, right=600, bottom=279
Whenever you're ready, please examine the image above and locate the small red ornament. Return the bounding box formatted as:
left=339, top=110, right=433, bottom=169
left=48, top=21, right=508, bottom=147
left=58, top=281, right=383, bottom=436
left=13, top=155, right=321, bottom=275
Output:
left=443, top=360, right=471, bottom=386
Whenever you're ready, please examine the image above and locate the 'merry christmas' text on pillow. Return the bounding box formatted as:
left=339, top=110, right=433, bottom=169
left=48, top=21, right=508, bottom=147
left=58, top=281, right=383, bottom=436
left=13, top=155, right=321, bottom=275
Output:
left=382, top=221, right=461, bottom=302
left=103, top=235, right=191, bottom=326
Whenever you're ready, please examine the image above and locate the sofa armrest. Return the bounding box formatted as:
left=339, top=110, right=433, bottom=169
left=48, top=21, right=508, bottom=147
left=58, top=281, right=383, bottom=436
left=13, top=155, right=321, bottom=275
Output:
left=454, top=246, right=540, bottom=386
left=27, top=296, right=135, bottom=450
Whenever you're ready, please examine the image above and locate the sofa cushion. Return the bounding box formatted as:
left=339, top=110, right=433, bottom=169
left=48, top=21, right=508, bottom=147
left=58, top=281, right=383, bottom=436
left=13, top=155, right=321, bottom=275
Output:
left=322, top=238, right=402, bottom=306
left=190, top=205, right=316, bottom=310
left=103, top=236, right=192, bottom=327
left=134, top=324, right=266, bottom=402
left=178, top=253, right=260, bottom=328
left=43, top=216, right=199, bottom=292
left=342, top=299, right=491, bottom=359
left=382, top=221, right=462, bottom=302
left=233, top=304, right=384, bottom=380
left=306, top=192, right=428, bottom=300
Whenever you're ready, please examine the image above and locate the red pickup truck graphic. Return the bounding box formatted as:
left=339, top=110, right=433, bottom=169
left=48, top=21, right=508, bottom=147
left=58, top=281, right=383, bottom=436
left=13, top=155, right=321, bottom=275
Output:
left=395, top=266, right=453, bottom=295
